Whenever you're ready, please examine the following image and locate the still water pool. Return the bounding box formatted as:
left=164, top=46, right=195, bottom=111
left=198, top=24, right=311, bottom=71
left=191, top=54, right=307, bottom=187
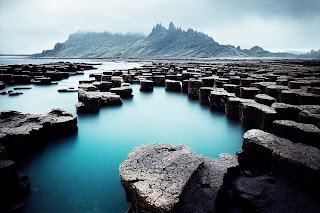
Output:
left=0, top=58, right=246, bottom=212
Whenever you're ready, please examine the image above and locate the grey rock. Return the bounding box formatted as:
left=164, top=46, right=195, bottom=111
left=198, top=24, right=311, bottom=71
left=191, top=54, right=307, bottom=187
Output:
left=238, top=129, right=320, bottom=187
left=209, top=89, right=236, bottom=112
left=140, top=80, right=154, bottom=92
left=254, top=94, right=276, bottom=106
left=120, top=143, right=203, bottom=213
left=240, top=102, right=277, bottom=132
left=232, top=174, right=320, bottom=213
left=165, top=80, right=181, bottom=92
left=240, top=87, right=260, bottom=99
left=273, top=120, right=320, bottom=148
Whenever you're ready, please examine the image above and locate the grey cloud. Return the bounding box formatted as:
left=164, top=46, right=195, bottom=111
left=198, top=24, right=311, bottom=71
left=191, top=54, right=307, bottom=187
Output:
left=0, top=0, right=319, bottom=54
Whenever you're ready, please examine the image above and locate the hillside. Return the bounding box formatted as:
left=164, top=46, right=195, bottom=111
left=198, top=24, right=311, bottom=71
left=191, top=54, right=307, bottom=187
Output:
left=34, top=22, right=294, bottom=58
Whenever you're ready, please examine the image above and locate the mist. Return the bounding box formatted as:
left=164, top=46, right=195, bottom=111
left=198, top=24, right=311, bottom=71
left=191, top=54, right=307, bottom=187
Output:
left=0, top=0, right=319, bottom=54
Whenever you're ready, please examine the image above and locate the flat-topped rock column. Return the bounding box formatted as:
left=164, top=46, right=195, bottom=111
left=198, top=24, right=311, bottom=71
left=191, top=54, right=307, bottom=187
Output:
left=140, top=79, right=154, bottom=91
left=238, top=129, right=320, bottom=187
left=165, top=80, right=181, bottom=92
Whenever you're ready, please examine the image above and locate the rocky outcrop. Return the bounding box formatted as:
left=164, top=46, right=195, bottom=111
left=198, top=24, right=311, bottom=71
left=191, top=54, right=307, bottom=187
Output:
left=238, top=129, right=320, bottom=186
left=209, top=89, right=235, bottom=112
left=254, top=94, right=276, bottom=106
left=273, top=120, right=320, bottom=148
left=119, top=143, right=240, bottom=213
left=240, top=102, right=277, bottom=132
left=0, top=160, right=30, bottom=212
left=188, top=79, right=203, bottom=99
left=0, top=62, right=97, bottom=86
left=232, top=174, right=320, bottom=213
left=0, top=109, right=77, bottom=211
left=111, top=87, right=133, bottom=98
left=165, top=80, right=181, bottom=92
left=0, top=108, right=78, bottom=157
left=120, top=143, right=203, bottom=212
left=76, top=89, right=122, bottom=113
left=140, top=80, right=154, bottom=91
left=199, top=87, right=213, bottom=105
left=173, top=154, right=239, bottom=213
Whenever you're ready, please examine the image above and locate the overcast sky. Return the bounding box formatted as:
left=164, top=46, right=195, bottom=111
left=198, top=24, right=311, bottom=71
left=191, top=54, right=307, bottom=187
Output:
left=1, top=0, right=319, bottom=54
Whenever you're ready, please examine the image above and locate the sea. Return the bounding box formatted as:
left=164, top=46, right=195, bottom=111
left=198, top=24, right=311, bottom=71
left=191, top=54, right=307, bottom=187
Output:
left=0, top=56, right=246, bottom=212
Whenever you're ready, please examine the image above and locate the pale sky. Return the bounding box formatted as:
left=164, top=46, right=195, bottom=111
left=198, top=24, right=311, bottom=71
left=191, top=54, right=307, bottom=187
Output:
left=0, top=0, right=319, bottom=54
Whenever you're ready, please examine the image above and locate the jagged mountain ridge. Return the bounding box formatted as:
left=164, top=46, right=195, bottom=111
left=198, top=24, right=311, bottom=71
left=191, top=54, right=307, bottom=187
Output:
left=35, top=22, right=293, bottom=58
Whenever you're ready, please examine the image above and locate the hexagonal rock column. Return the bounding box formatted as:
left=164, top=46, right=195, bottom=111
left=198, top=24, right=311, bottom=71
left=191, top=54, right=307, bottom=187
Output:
left=111, top=87, right=133, bottom=98
left=254, top=94, right=276, bottom=106
left=153, top=75, right=165, bottom=86
left=120, top=143, right=239, bottom=213
left=240, top=87, right=260, bottom=99
left=209, top=89, right=236, bottom=112
left=265, top=85, right=289, bottom=101
left=140, top=80, right=153, bottom=91
left=273, top=120, right=320, bottom=148
left=165, top=80, right=181, bottom=92
left=199, top=87, right=213, bottom=105
left=120, top=144, right=203, bottom=213
left=238, top=129, right=320, bottom=187
left=188, top=79, right=203, bottom=99
left=239, top=102, right=277, bottom=132
left=0, top=160, right=30, bottom=211
left=182, top=80, right=189, bottom=93
left=225, top=97, right=255, bottom=120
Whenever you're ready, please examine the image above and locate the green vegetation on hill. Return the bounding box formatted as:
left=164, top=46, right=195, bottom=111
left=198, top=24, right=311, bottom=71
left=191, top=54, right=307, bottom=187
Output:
left=34, top=22, right=299, bottom=58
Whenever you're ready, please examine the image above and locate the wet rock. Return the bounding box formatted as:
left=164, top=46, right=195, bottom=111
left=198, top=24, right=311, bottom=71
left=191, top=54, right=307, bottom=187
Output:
left=188, top=79, right=203, bottom=99
left=209, top=89, right=236, bottom=112
left=58, top=88, right=78, bottom=92
left=238, top=129, right=320, bottom=186
left=240, top=78, right=258, bottom=87
left=77, top=89, right=122, bottom=113
left=271, top=102, right=301, bottom=121
left=13, top=87, right=32, bottom=90
left=0, top=82, right=5, bottom=90
left=223, top=84, right=240, bottom=96
left=215, top=78, right=229, bottom=88
left=0, top=160, right=30, bottom=212
left=254, top=94, right=276, bottom=106
left=140, top=80, right=153, bottom=92
left=251, top=82, right=276, bottom=94
left=174, top=154, right=239, bottom=213
left=225, top=97, right=255, bottom=120
left=182, top=80, right=189, bottom=93
left=78, top=83, right=97, bottom=91
left=120, top=143, right=203, bottom=213
left=201, top=76, right=217, bottom=87
left=273, top=120, right=320, bottom=148
left=280, top=89, right=320, bottom=105
left=240, top=102, right=277, bottom=132
left=153, top=75, right=165, bottom=86
left=165, top=80, right=181, bottom=92
left=232, top=174, right=320, bottom=213
left=8, top=92, right=23, bottom=96
left=199, top=87, right=213, bottom=105
left=288, top=79, right=320, bottom=89
left=111, top=87, right=133, bottom=98
left=0, top=109, right=77, bottom=157
left=240, top=87, right=260, bottom=99
left=298, top=106, right=320, bottom=128
left=265, top=85, right=289, bottom=101
left=12, top=75, right=31, bottom=84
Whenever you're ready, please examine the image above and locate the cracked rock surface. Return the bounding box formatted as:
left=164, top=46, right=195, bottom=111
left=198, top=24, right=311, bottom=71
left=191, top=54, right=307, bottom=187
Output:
left=120, top=143, right=203, bottom=213
left=0, top=108, right=77, bottom=157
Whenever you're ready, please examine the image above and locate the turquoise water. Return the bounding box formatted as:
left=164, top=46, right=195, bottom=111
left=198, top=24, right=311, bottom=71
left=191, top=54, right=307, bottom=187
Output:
left=0, top=58, right=246, bottom=212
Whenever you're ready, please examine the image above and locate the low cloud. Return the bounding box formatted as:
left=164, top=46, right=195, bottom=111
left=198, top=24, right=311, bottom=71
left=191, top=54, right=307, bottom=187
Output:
left=0, top=0, right=319, bottom=54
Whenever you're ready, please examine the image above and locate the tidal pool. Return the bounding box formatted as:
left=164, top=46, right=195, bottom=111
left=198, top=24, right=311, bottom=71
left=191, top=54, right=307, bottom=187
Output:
left=0, top=60, right=246, bottom=212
